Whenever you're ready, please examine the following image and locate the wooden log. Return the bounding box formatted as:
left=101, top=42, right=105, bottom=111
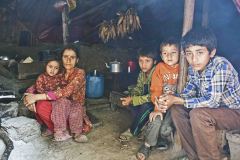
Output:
left=177, top=0, right=195, bottom=94
left=173, top=0, right=196, bottom=155
left=62, top=5, right=69, bottom=45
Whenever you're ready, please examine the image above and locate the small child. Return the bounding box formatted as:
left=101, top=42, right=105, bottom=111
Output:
left=119, top=48, right=157, bottom=141
left=25, top=59, right=62, bottom=112
left=136, top=38, right=180, bottom=160
left=25, top=59, right=72, bottom=141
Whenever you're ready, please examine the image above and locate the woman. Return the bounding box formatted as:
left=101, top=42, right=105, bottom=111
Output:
left=24, top=45, right=92, bottom=142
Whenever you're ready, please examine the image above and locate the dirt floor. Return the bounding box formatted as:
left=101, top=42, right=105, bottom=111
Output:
left=10, top=100, right=230, bottom=160
left=11, top=106, right=184, bottom=160
left=78, top=107, right=178, bottom=160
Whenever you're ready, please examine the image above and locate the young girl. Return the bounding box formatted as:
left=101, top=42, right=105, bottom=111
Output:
left=26, top=59, right=72, bottom=141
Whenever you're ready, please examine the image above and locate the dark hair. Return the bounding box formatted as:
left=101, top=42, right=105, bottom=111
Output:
left=137, top=48, right=158, bottom=61
left=181, top=27, right=217, bottom=52
left=44, top=58, right=62, bottom=74
left=46, top=59, right=60, bottom=65
left=60, top=45, right=80, bottom=59
left=160, top=37, right=180, bottom=53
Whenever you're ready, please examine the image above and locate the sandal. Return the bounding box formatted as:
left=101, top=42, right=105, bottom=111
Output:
left=156, top=143, right=168, bottom=151
left=136, top=144, right=150, bottom=160
left=119, top=129, right=132, bottom=142
left=53, top=132, right=72, bottom=142
left=120, top=141, right=129, bottom=150
left=74, top=134, right=88, bottom=143
left=41, top=129, right=53, bottom=137
left=156, top=139, right=169, bottom=151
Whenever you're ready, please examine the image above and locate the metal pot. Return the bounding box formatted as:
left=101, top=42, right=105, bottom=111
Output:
left=105, top=60, right=121, bottom=73
left=0, top=56, right=9, bottom=61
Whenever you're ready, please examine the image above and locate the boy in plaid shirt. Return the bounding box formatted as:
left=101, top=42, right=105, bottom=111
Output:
left=158, top=27, right=240, bottom=160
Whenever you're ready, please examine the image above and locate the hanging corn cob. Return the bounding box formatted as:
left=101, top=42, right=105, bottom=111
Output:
left=99, top=20, right=117, bottom=43
left=117, top=8, right=141, bottom=36
left=98, top=8, right=141, bottom=43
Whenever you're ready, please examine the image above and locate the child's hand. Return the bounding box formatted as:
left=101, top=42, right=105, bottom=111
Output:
left=149, top=111, right=163, bottom=122
left=154, top=96, right=167, bottom=113
left=154, top=96, right=160, bottom=110
left=120, top=96, right=132, bottom=106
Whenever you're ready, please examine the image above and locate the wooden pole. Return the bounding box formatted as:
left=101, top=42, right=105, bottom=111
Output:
left=172, top=0, right=196, bottom=155
left=202, top=0, right=209, bottom=27
left=62, top=5, right=69, bottom=45
left=177, top=0, right=195, bottom=93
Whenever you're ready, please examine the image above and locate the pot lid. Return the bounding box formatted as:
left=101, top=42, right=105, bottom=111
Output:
left=110, top=60, right=120, bottom=64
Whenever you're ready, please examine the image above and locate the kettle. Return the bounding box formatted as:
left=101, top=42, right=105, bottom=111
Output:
left=105, top=60, right=121, bottom=73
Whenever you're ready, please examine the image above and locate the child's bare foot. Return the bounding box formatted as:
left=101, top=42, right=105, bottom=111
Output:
left=136, top=144, right=150, bottom=160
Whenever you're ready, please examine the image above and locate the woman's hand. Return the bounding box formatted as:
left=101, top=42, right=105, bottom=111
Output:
left=27, top=103, right=36, bottom=112
left=120, top=96, right=132, bottom=106
left=24, top=93, right=37, bottom=107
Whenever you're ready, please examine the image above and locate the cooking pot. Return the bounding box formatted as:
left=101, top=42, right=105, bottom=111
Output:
left=0, top=56, right=9, bottom=61
left=105, top=60, right=121, bottom=73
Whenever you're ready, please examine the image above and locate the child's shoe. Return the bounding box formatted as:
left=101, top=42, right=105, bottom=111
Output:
left=53, top=131, right=72, bottom=142
left=119, top=129, right=133, bottom=142
left=156, top=139, right=169, bottom=151
left=156, top=143, right=168, bottom=151
left=73, top=134, right=88, bottom=143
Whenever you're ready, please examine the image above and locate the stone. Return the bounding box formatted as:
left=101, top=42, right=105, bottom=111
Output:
left=0, top=139, right=6, bottom=158
left=0, top=102, right=18, bottom=119
left=1, top=116, right=40, bottom=143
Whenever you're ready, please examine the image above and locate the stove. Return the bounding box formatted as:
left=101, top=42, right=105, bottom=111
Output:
left=0, top=90, right=16, bottom=103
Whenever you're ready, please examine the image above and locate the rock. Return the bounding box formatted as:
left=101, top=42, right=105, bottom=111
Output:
left=8, top=137, right=49, bottom=160
left=1, top=116, right=40, bottom=143
left=0, top=139, right=6, bottom=158
left=17, top=102, right=34, bottom=118
left=0, top=102, right=18, bottom=119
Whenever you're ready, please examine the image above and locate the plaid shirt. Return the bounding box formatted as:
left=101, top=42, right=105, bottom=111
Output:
left=180, top=56, right=240, bottom=109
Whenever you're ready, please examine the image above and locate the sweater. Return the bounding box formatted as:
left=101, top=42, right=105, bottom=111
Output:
left=150, top=62, right=179, bottom=111
left=129, top=66, right=156, bottom=106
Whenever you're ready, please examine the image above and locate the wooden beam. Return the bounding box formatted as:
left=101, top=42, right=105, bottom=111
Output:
left=177, top=0, right=195, bottom=93
left=173, top=1, right=196, bottom=154
left=62, top=5, right=69, bottom=45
